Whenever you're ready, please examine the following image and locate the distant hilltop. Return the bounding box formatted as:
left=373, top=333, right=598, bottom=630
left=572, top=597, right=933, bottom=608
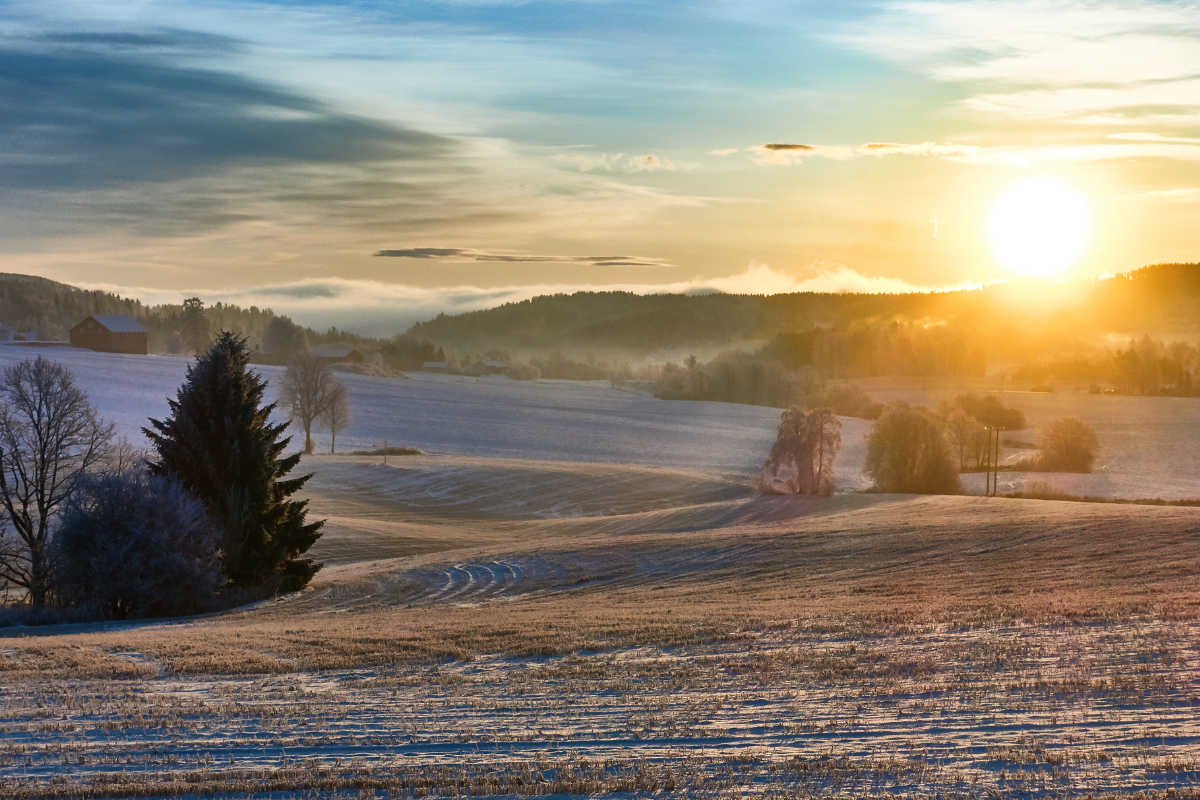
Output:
left=406, top=262, right=1200, bottom=356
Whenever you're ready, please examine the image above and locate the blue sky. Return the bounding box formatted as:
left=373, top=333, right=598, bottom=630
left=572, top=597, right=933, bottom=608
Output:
left=1, top=0, right=1198, bottom=332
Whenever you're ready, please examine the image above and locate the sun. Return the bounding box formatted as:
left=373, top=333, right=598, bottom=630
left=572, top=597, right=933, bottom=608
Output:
left=988, top=177, right=1090, bottom=278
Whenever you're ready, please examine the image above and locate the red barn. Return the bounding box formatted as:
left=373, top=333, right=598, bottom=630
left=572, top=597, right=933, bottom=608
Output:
left=69, top=315, right=148, bottom=355
left=310, top=344, right=364, bottom=365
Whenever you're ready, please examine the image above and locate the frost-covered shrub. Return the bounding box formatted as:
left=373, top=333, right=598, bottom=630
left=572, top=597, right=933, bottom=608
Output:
left=1036, top=417, right=1099, bottom=473
left=54, top=469, right=221, bottom=620
left=759, top=406, right=842, bottom=496
left=864, top=401, right=960, bottom=494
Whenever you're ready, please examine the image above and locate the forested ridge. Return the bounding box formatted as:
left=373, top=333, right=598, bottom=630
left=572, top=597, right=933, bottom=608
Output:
left=0, top=273, right=273, bottom=351
left=407, top=287, right=994, bottom=353
left=5, top=263, right=1200, bottom=392
left=407, top=263, right=1200, bottom=358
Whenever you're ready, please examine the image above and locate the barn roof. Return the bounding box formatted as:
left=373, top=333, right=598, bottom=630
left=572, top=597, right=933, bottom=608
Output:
left=90, top=314, right=147, bottom=333
left=310, top=344, right=360, bottom=358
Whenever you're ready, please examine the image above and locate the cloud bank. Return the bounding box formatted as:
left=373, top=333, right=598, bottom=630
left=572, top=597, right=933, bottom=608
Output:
left=81, top=264, right=953, bottom=337
left=374, top=248, right=673, bottom=267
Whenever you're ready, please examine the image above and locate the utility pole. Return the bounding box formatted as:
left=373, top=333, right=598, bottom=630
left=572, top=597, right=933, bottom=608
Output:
left=984, top=425, right=992, bottom=496
left=984, top=426, right=1005, bottom=496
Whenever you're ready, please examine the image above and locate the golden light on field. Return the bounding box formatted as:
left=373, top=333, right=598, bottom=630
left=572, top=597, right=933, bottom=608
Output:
left=988, top=177, right=1090, bottom=278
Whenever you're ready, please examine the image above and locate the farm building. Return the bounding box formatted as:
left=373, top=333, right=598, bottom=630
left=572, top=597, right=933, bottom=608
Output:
left=0, top=325, right=13, bottom=342
left=69, top=315, right=148, bottom=355
left=310, top=344, right=364, bottom=364
left=471, top=359, right=506, bottom=375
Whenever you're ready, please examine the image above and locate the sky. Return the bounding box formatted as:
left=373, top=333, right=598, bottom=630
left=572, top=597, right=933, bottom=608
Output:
left=1, top=0, right=1198, bottom=334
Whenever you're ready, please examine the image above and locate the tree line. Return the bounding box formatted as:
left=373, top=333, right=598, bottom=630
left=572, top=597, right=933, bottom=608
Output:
left=406, top=263, right=1200, bottom=361
left=0, top=335, right=334, bottom=622
left=1016, top=335, right=1200, bottom=396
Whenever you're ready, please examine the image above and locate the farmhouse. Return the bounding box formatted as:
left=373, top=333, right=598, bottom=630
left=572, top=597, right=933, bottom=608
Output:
left=69, top=314, right=148, bottom=355
left=310, top=344, right=364, bottom=364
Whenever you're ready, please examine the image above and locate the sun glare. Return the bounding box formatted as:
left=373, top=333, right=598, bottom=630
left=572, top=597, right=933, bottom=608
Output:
left=988, top=177, right=1090, bottom=278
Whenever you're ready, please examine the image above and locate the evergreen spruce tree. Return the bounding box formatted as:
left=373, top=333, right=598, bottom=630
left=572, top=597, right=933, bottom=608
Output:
left=144, top=331, right=322, bottom=593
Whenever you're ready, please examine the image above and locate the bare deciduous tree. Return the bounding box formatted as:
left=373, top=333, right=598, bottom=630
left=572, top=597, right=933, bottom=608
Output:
left=759, top=406, right=842, bottom=496
left=943, top=407, right=986, bottom=471
left=278, top=354, right=342, bottom=454
left=0, top=358, right=114, bottom=606
left=319, top=382, right=351, bottom=454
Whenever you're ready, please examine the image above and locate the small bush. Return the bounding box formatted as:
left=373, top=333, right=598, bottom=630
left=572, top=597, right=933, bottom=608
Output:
left=350, top=446, right=424, bottom=456
left=864, top=401, right=960, bottom=494
left=54, top=469, right=222, bottom=620
left=1035, top=417, right=1099, bottom=473
left=1015, top=480, right=1076, bottom=501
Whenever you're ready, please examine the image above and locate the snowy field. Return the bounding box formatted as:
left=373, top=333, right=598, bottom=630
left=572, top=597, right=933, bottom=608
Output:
left=0, top=345, right=787, bottom=475
left=2, top=344, right=1197, bottom=499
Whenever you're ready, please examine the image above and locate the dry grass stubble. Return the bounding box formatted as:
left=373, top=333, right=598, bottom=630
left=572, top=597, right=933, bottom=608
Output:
left=2, top=485, right=1200, bottom=798
left=2, top=493, right=1197, bottom=679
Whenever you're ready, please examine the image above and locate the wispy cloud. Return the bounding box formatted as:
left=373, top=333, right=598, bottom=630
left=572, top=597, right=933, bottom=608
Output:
left=837, top=0, right=1200, bottom=127
left=554, top=152, right=680, bottom=172
left=81, top=264, right=954, bottom=337
left=739, top=140, right=978, bottom=165
left=958, top=142, right=1200, bottom=167
left=0, top=35, right=453, bottom=192
left=964, top=78, right=1200, bottom=123
left=0, top=7, right=721, bottom=272
left=1116, top=188, right=1200, bottom=204
left=736, top=137, right=1200, bottom=168
left=746, top=143, right=855, bottom=165
left=1108, top=132, right=1200, bottom=146
left=374, top=248, right=673, bottom=267
left=858, top=141, right=979, bottom=158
